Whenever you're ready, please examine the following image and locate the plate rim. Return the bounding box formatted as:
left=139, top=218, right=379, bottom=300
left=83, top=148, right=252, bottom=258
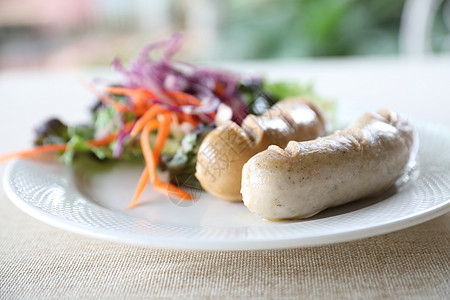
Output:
left=3, top=158, right=450, bottom=251
left=3, top=115, right=450, bottom=251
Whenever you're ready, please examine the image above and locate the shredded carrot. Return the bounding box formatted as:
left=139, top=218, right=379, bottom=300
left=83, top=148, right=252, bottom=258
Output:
left=127, top=113, right=194, bottom=208
left=178, top=113, right=199, bottom=127
left=105, top=87, right=188, bottom=116
left=104, top=87, right=129, bottom=95
left=150, top=113, right=193, bottom=202
left=107, top=88, right=202, bottom=113
left=125, top=119, right=159, bottom=209
left=4, top=80, right=203, bottom=207
left=0, top=121, right=137, bottom=163
left=129, top=89, right=152, bottom=109
left=154, top=178, right=193, bottom=201
left=126, top=166, right=150, bottom=209
left=127, top=170, right=193, bottom=209
left=87, top=121, right=134, bottom=147
left=87, top=133, right=118, bottom=147
left=214, top=81, right=226, bottom=96
left=0, top=144, right=67, bottom=163
left=106, top=87, right=156, bottom=100
left=131, top=105, right=168, bottom=137
left=106, top=87, right=156, bottom=115
left=79, top=79, right=129, bottom=113
left=208, top=112, right=217, bottom=120
left=130, top=89, right=158, bottom=115
left=166, top=90, right=202, bottom=106
left=153, top=113, right=172, bottom=162
left=140, top=119, right=159, bottom=183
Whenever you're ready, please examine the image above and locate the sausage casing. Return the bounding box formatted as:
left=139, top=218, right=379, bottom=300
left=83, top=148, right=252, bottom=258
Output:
left=241, top=109, right=415, bottom=219
left=195, top=98, right=327, bottom=201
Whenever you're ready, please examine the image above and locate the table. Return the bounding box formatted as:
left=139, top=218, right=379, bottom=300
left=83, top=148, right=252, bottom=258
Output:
left=1, top=56, right=449, bottom=299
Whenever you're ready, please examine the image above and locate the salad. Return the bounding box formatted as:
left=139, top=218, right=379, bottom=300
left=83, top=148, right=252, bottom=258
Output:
left=1, top=33, right=332, bottom=208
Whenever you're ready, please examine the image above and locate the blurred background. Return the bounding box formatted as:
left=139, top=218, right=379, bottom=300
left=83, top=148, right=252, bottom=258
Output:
left=0, top=0, right=449, bottom=69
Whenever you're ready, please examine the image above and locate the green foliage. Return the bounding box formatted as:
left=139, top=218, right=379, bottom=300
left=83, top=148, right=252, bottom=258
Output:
left=34, top=118, right=69, bottom=146
left=161, top=130, right=211, bottom=189
left=215, top=0, right=406, bottom=59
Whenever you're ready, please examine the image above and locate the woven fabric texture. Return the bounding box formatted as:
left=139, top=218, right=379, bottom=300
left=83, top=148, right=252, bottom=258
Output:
left=1, top=191, right=449, bottom=300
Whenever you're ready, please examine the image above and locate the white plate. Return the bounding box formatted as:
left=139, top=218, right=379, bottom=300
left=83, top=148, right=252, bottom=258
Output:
left=3, top=108, right=450, bottom=250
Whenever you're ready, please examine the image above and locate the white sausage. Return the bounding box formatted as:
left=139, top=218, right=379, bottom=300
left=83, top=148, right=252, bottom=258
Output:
left=195, top=98, right=327, bottom=201
left=241, top=109, right=415, bottom=220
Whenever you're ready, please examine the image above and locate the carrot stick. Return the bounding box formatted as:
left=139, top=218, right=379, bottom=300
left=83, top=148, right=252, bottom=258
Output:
left=214, top=81, right=226, bottom=95
left=131, top=88, right=156, bottom=103
left=140, top=119, right=159, bottom=183
left=105, top=87, right=134, bottom=95
left=154, top=178, right=193, bottom=201
left=87, top=133, right=118, bottom=147
left=79, top=79, right=129, bottom=113
left=106, top=87, right=156, bottom=99
left=0, top=144, right=67, bottom=163
left=126, top=166, right=150, bottom=209
left=125, top=119, right=158, bottom=209
left=105, top=87, right=184, bottom=117
left=127, top=114, right=193, bottom=208
left=179, top=113, right=199, bottom=127
left=131, top=105, right=168, bottom=137
left=0, top=133, right=120, bottom=163
left=129, top=90, right=149, bottom=110
left=106, top=87, right=156, bottom=114
left=208, top=112, right=217, bottom=119
left=166, top=91, right=202, bottom=106
left=0, top=121, right=137, bottom=163
left=153, top=113, right=172, bottom=162
left=127, top=167, right=193, bottom=209
left=87, top=121, right=135, bottom=147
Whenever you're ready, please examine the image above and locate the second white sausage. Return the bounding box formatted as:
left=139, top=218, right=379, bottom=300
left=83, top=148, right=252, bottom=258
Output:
left=241, top=109, right=415, bottom=220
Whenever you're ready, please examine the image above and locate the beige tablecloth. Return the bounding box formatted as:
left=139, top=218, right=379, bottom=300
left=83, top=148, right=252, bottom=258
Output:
left=1, top=193, right=448, bottom=299
left=1, top=59, right=450, bottom=299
